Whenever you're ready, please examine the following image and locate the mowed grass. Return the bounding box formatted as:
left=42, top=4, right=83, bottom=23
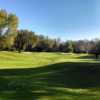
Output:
left=0, top=51, right=100, bottom=100
left=0, top=51, right=99, bottom=68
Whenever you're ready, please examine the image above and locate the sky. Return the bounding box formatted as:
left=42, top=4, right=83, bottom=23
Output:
left=0, top=0, right=100, bottom=41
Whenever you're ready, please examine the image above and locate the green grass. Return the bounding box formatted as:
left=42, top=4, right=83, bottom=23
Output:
left=0, top=51, right=100, bottom=100
left=0, top=51, right=99, bottom=68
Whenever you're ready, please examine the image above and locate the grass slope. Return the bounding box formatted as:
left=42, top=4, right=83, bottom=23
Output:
left=0, top=51, right=100, bottom=100
left=0, top=51, right=99, bottom=68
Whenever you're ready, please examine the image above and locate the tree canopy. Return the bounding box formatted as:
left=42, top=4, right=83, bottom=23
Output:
left=0, top=9, right=100, bottom=54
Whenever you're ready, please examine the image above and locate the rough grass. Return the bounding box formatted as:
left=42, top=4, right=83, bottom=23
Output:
left=0, top=51, right=100, bottom=100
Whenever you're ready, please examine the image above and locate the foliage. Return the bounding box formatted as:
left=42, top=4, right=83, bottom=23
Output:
left=0, top=9, right=100, bottom=54
left=0, top=9, right=18, bottom=50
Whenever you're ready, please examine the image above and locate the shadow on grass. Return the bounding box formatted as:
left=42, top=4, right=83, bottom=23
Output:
left=0, top=62, right=100, bottom=99
left=78, top=54, right=100, bottom=61
left=78, top=54, right=96, bottom=59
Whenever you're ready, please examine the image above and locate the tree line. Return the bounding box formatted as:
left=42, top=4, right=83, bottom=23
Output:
left=0, top=9, right=100, bottom=54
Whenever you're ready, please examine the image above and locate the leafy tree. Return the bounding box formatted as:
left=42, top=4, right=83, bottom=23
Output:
left=0, top=9, right=18, bottom=50
left=14, top=30, right=37, bottom=52
left=0, top=9, right=7, bottom=36
left=66, top=41, right=73, bottom=53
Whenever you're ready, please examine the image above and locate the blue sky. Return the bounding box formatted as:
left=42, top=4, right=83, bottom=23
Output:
left=0, top=0, right=100, bottom=40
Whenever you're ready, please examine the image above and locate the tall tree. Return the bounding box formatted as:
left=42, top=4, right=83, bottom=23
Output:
left=0, top=9, right=18, bottom=50
left=0, top=9, right=7, bottom=36
left=14, top=30, right=37, bottom=52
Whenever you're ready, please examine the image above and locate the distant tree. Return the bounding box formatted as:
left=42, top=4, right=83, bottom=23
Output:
left=66, top=41, right=74, bottom=53
left=94, top=40, right=100, bottom=59
left=2, top=9, right=100, bottom=56
left=59, top=43, right=65, bottom=52
left=14, top=30, right=37, bottom=52
left=35, top=35, right=48, bottom=51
